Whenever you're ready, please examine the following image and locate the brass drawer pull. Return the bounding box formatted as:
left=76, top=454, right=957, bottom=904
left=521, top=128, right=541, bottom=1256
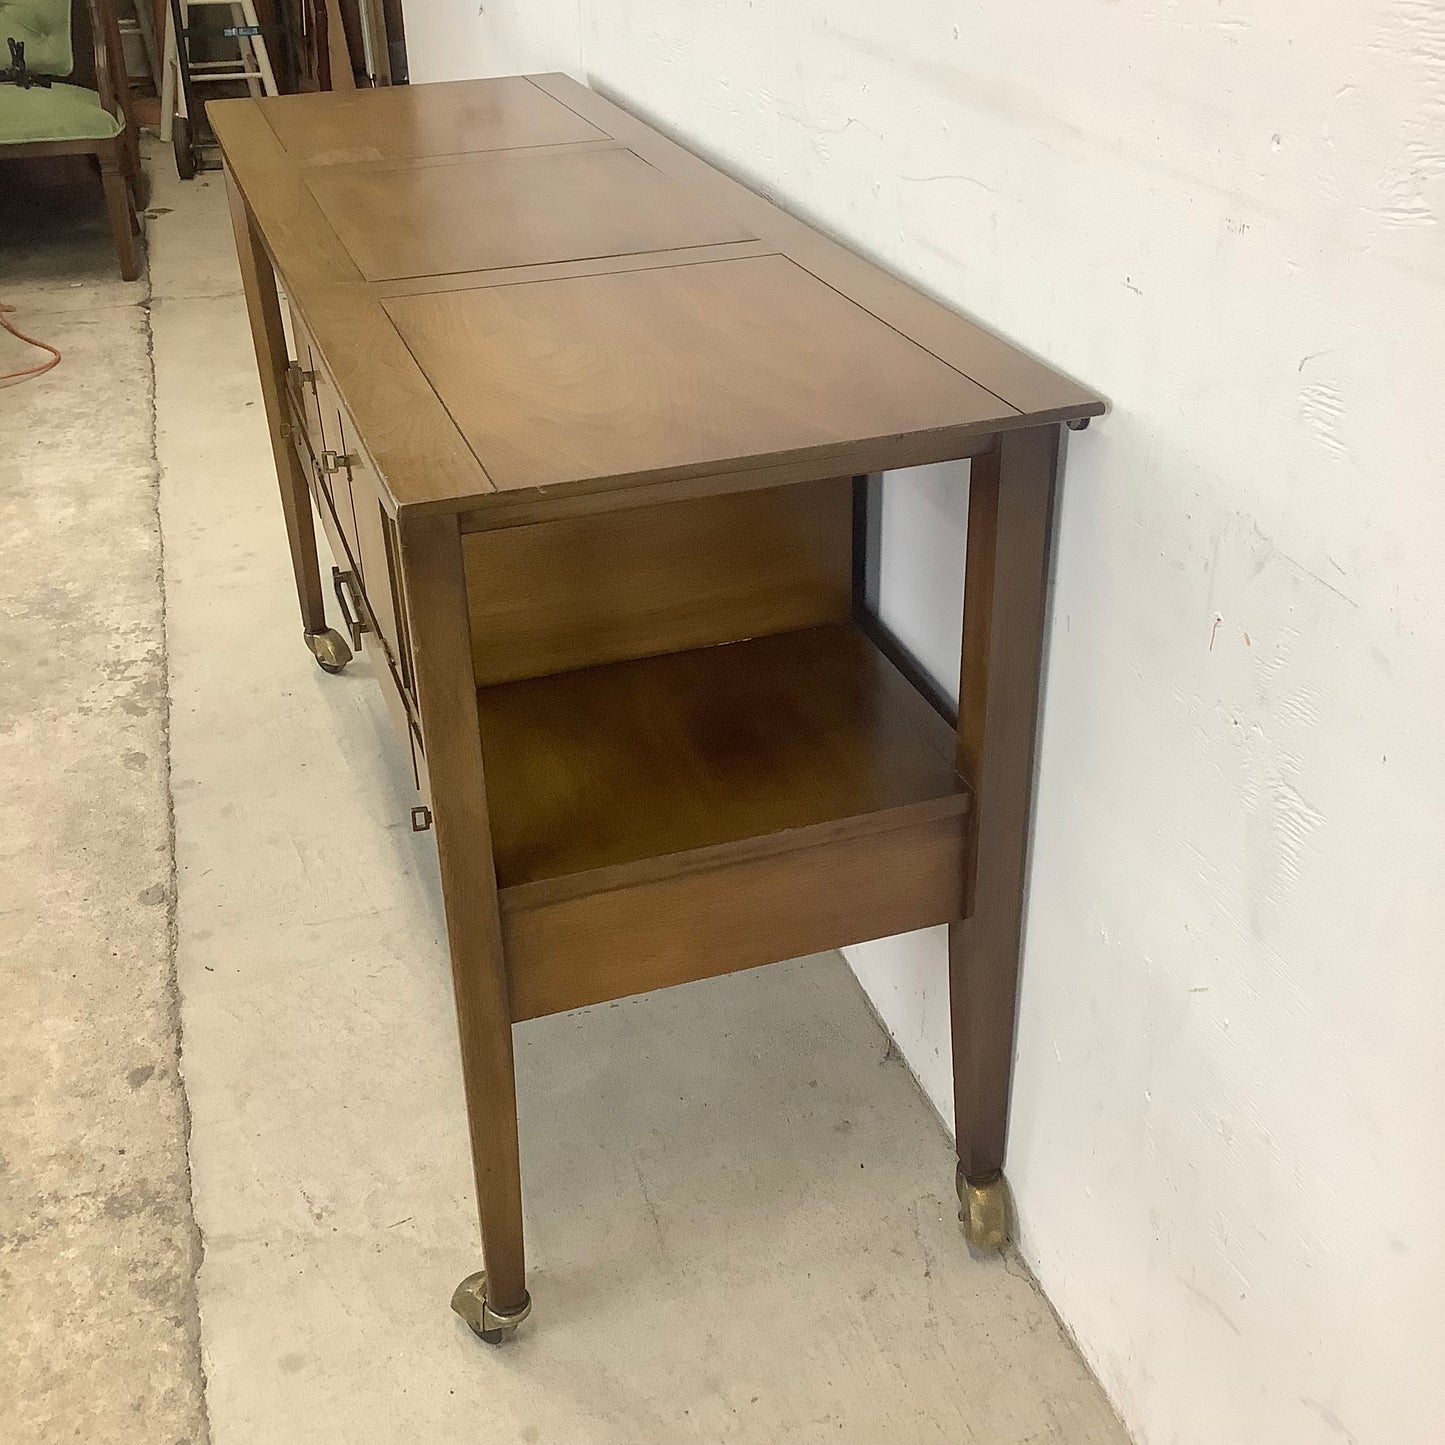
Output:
left=331, top=566, right=369, bottom=651
left=319, top=448, right=357, bottom=475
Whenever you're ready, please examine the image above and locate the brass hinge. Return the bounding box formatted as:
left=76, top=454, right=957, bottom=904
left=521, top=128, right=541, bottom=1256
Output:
left=319, top=448, right=357, bottom=475
left=410, top=805, right=433, bottom=832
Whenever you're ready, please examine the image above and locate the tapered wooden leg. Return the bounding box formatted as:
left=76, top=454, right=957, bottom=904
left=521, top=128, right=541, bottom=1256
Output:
left=99, top=154, right=140, bottom=282
left=950, top=425, right=1062, bottom=1246
left=398, top=514, right=530, bottom=1338
left=223, top=167, right=349, bottom=670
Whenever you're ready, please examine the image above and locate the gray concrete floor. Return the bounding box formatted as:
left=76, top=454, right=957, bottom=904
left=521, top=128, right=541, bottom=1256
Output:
left=4, top=147, right=1130, bottom=1444
left=0, top=164, right=207, bottom=1444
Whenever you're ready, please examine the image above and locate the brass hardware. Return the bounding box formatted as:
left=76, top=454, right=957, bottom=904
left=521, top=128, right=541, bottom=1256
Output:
left=331, top=567, right=369, bottom=652
left=410, top=806, right=432, bottom=832
left=1066, top=416, right=1091, bottom=432
left=319, top=448, right=357, bottom=475
left=279, top=419, right=293, bottom=440
left=451, top=1271, right=531, bottom=1345
left=303, top=628, right=352, bottom=675
left=957, top=1165, right=1011, bottom=1252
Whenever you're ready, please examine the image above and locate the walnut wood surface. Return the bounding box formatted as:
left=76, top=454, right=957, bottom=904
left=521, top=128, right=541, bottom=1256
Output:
left=385, top=255, right=1006, bottom=494
left=396, top=515, right=528, bottom=1313
left=949, top=427, right=1062, bottom=1181
left=474, top=623, right=967, bottom=892
left=210, top=75, right=1103, bottom=519
left=307, top=144, right=754, bottom=281
left=503, top=813, right=967, bottom=1022
left=462, top=479, right=853, bottom=684
left=257, top=75, right=603, bottom=165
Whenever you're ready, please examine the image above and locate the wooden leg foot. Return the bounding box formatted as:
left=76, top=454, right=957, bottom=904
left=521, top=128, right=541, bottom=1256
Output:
left=957, top=1164, right=1011, bottom=1253
left=304, top=628, right=352, bottom=674
left=451, top=1271, right=532, bottom=1345
left=100, top=158, right=141, bottom=281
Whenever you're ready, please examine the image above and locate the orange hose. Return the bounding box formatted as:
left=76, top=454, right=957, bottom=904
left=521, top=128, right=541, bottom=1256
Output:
left=0, top=302, right=61, bottom=385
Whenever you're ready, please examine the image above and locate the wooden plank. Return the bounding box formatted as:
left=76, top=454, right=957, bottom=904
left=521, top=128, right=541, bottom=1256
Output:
left=292, top=285, right=492, bottom=517
left=455, top=429, right=1002, bottom=533
left=474, top=624, right=964, bottom=891
left=528, top=73, right=1105, bottom=426
left=384, top=255, right=1007, bottom=495
left=503, top=812, right=967, bottom=1021
left=306, top=145, right=755, bottom=281
left=462, top=478, right=853, bottom=684
left=210, top=100, right=364, bottom=289
left=256, top=74, right=603, bottom=164
left=368, top=240, right=776, bottom=300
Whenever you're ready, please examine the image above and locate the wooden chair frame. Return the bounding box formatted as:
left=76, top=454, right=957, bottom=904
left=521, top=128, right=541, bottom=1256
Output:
left=3, top=0, right=147, bottom=279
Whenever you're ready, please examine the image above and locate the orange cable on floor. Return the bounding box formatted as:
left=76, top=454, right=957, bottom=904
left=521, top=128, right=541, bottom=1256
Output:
left=0, top=302, right=62, bottom=385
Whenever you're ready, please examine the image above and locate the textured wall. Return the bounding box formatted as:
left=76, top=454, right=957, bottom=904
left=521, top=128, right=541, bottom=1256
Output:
left=409, top=5, right=1445, bottom=1441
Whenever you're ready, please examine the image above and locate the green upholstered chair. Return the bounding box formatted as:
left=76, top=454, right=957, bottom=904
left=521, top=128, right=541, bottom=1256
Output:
left=1, top=0, right=145, bottom=278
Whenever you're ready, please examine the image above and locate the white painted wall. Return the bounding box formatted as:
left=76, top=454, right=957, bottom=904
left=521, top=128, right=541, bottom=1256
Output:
left=409, top=6, right=1445, bottom=1442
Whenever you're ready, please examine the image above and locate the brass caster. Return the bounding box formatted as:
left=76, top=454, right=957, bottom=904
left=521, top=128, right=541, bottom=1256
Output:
left=957, top=1165, right=1011, bottom=1253
left=451, top=1271, right=531, bottom=1345
left=304, top=628, right=352, bottom=675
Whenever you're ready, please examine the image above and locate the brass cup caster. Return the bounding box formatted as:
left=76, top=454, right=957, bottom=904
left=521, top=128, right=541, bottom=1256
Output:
left=304, top=628, right=352, bottom=675
left=957, top=1165, right=1011, bottom=1253
left=451, top=1271, right=531, bottom=1345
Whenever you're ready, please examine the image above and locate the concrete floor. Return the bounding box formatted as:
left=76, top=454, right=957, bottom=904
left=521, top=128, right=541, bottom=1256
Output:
left=0, top=166, right=207, bottom=1444
left=3, top=149, right=1130, bottom=1444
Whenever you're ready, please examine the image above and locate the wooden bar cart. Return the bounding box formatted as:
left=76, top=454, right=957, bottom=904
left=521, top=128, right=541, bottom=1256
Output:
left=211, top=75, right=1102, bottom=1343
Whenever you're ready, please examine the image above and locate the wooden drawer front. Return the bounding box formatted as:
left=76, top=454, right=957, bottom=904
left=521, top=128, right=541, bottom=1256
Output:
left=285, top=305, right=330, bottom=466
left=501, top=812, right=966, bottom=1022
left=363, top=627, right=418, bottom=783
left=313, top=474, right=418, bottom=794
left=347, top=461, right=409, bottom=685
left=312, top=367, right=362, bottom=568
left=286, top=304, right=363, bottom=571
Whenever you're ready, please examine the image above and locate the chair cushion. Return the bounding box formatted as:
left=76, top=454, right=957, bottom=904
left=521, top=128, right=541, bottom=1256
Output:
left=0, top=80, right=121, bottom=142
left=0, top=0, right=74, bottom=77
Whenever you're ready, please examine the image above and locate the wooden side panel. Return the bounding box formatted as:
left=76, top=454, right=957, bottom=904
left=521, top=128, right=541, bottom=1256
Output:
left=502, top=813, right=967, bottom=1021
left=462, top=478, right=853, bottom=685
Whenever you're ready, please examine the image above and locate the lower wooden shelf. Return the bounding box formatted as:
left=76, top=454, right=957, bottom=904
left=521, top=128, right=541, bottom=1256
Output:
left=476, top=624, right=973, bottom=1020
